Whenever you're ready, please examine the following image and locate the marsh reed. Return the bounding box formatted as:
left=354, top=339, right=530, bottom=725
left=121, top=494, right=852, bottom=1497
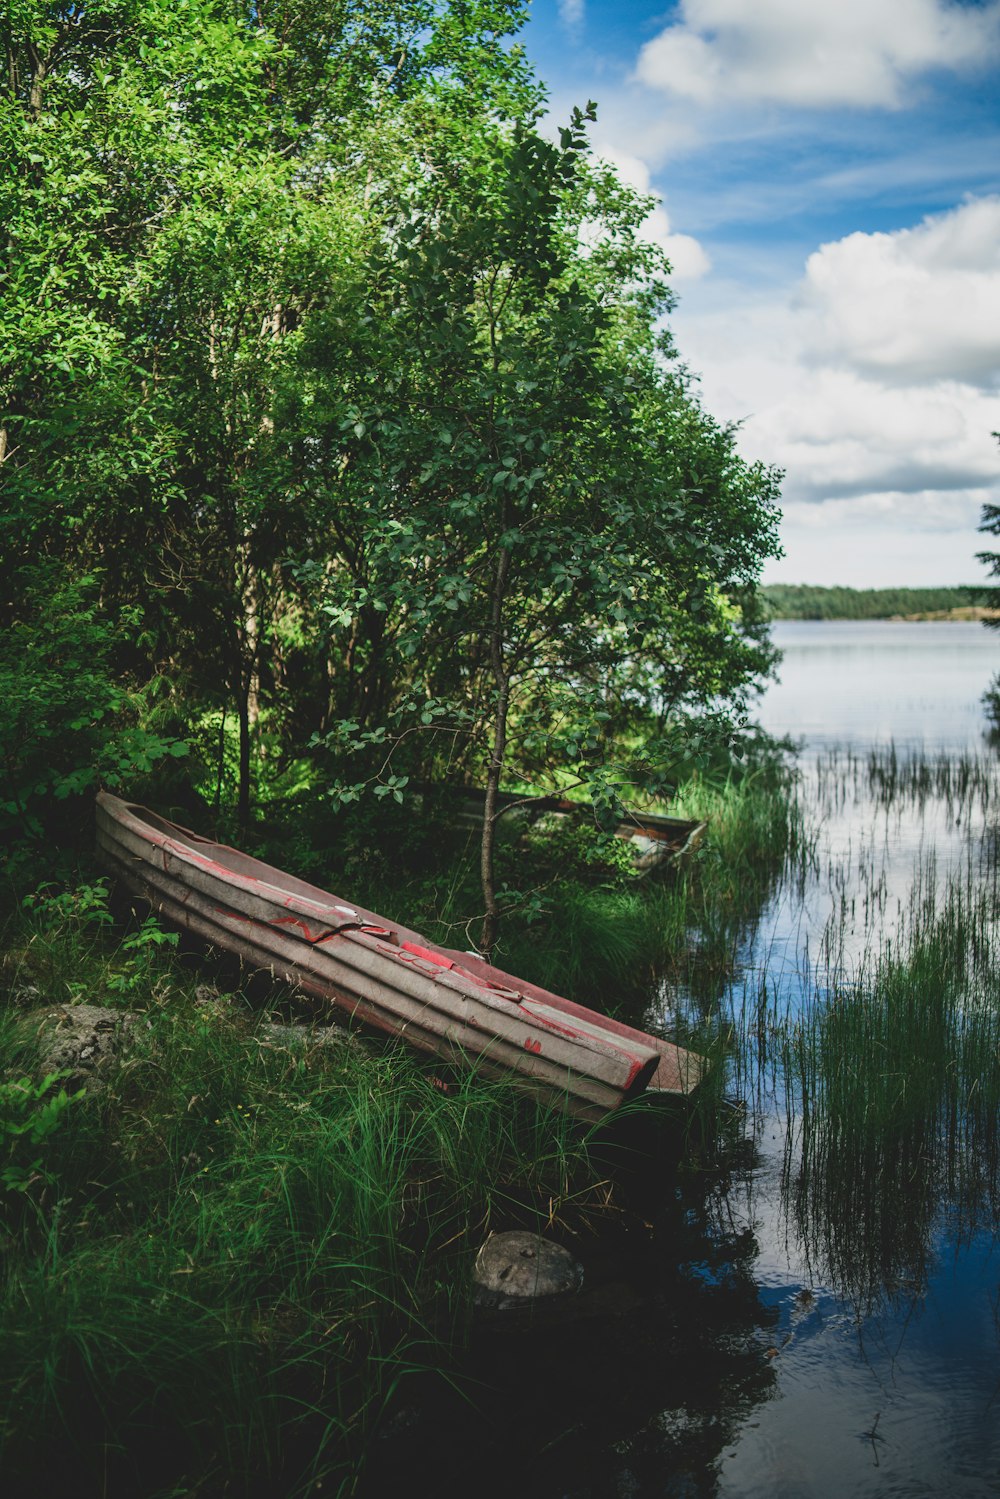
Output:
left=707, top=743, right=1000, bottom=1312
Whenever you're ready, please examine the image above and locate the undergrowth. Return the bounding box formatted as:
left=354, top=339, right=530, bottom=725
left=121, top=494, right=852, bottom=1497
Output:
left=0, top=882, right=619, bottom=1494
left=0, top=754, right=803, bottom=1493
left=241, top=752, right=806, bottom=1019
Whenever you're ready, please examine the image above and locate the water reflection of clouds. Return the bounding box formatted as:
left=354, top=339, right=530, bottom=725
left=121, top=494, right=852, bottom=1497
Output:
left=697, top=621, right=1000, bottom=1497
left=743, top=757, right=984, bottom=1000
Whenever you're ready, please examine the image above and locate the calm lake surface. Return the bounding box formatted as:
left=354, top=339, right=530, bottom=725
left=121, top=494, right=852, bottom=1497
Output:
left=756, top=619, right=997, bottom=753
left=684, top=621, right=1000, bottom=1499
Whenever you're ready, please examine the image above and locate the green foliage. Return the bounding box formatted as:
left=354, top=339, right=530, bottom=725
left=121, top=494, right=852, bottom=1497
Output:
left=761, top=583, right=976, bottom=620
left=3, top=0, right=780, bottom=903
left=0, top=1071, right=79, bottom=1194
left=286, top=95, right=779, bottom=942
left=21, top=877, right=112, bottom=932
left=0, top=570, right=187, bottom=839
left=107, top=913, right=179, bottom=998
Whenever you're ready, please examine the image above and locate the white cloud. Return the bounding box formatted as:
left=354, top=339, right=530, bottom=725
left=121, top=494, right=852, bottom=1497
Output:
left=671, top=198, right=1000, bottom=583
left=537, top=5, right=999, bottom=586
left=744, top=370, right=1000, bottom=502
left=798, top=197, right=1000, bottom=386
left=636, top=0, right=1000, bottom=110
left=559, top=0, right=585, bottom=29
left=597, top=145, right=711, bottom=279
left=766, top=487, right=991, bottom=584
left=764, top=510, right=986, bottom=586
left=781, top=488, right=988, bottom=535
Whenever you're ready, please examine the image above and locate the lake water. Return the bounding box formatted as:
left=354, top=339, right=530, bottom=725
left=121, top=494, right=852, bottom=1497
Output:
left=695, top=621, right=1000, bottom=1499
left=750, top=622, right=1000, bottom=990
left=756, top=620, right=998, bottom=753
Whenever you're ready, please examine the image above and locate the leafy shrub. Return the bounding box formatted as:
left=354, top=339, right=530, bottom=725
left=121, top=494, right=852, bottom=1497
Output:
left=0, top=568, right=187, bottom=840
left=0, top=1072, right=79, bottom=1194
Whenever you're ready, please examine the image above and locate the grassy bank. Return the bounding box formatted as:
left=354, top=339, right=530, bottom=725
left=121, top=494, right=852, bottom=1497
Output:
left=0, top=755, right=802, bottom=1493
left=0, top=901, right=600, bottom=1494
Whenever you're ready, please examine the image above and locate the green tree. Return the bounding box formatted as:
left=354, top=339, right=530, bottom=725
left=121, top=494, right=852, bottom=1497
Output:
left=0, top=568, right=186, bottom=841
left=2, top=0, right=537, bottom=823
left=977, top=435, right=1000, bottom=625
left=293, top=106, right=781, bottom=952
left=3, top=0, right=780, bottom=945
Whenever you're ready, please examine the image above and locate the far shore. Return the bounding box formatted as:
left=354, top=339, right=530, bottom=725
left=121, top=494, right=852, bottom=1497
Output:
left=887, top=607, right=1000, bottom=622
left=761, top=585, right=996, bottom=623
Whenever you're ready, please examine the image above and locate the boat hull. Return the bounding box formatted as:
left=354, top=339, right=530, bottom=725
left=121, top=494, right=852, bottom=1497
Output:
left=96, top=793, right=704, bottom=1120
left=412, top=785, right=707, bottom=878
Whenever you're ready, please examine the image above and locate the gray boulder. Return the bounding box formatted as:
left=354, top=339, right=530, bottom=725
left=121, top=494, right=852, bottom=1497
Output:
left=472, top=1231, right=584, bottom=1310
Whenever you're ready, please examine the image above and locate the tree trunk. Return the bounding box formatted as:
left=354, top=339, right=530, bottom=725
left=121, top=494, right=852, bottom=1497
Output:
left=213, top=707, right=227, bottom=817
left=27, top=44, right=49, bottom=119
left=235, top=547, right=261, bottom=821
left=480, top=546, right=512, bottom=958
left=241, top=552, right=261, bottom=735
left=237, top=680, right=252, bottom=826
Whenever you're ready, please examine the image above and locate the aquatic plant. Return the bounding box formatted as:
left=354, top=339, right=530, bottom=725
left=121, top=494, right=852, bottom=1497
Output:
left=716, top=744, right=1000, bottom=1313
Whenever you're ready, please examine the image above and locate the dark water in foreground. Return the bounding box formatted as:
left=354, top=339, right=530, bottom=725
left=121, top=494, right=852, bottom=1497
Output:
left=685, top=622, right=1000, bottom=1498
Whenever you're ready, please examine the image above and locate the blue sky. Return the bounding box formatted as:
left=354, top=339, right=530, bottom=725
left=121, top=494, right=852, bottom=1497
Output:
left=522, top=0, right=1000, bottom=585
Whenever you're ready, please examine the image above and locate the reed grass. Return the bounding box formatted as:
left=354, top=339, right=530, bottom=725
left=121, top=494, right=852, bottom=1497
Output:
left=714, top=743, right=1000, bottom=1314
left=813, top=741, right=998, bottom=823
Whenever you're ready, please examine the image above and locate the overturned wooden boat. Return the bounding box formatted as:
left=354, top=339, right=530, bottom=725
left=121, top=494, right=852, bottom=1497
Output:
left=96, top=792, right=705, bottom=1121
left=412, top=784, right=707, bottom=879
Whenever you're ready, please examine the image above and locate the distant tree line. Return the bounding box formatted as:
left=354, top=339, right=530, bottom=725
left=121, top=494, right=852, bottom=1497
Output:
left=761, top=585, right=976, bottom=621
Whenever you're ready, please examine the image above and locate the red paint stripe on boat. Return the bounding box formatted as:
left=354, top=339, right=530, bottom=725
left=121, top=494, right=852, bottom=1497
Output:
left=401, top=941, right=455, bottom=968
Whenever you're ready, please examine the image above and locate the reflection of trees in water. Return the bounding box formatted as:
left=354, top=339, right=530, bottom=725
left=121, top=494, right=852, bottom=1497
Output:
left=981, top=667, right=1000, bottom=748
left=582, top=1184, right=775, bottom=1499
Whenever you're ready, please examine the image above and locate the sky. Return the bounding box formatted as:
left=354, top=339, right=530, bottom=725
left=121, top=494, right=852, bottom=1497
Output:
left=521, top=0, right=1000, bottom=586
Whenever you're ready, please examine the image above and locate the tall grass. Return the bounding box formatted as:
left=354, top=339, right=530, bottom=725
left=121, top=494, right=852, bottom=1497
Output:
left=0, top=896, right=607, bottom=1495
left=0, top=748, right=815, bottom=1490
left=716, top=744, right=1000, bottom=1313
left=813, top=741, right=998, bottom=823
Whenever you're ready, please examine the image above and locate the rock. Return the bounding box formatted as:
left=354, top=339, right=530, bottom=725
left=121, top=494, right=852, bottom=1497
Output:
left=257, top=1020, right=364, bottom=1057
left=472, top=1231, right=584, bottom=1309
left=29, top=1005, right=135, bottom=1083
left=10, top=982, right=41, bottom=1009
left=0, top=949, right=40, bottom=1008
